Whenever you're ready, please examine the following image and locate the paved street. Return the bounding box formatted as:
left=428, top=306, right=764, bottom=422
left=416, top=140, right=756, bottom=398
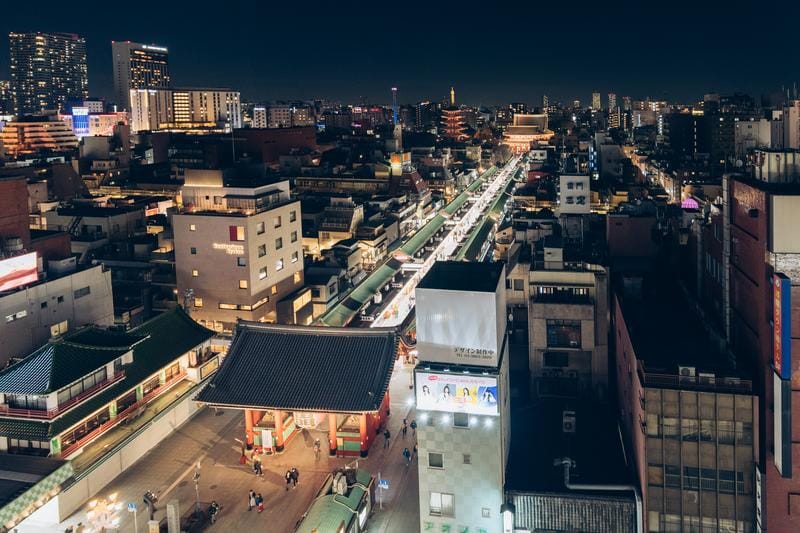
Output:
left=56, top=361, right=420, bottom=533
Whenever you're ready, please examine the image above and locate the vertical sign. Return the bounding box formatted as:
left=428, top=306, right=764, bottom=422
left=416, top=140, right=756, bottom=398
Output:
left=773, top=273, right=792, bottom=379
left=773, top=371, right=792, bottom=477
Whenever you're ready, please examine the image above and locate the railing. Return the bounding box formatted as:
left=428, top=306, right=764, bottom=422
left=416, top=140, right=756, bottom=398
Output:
left=60, top=370, right=187, bottom=458
left=0, top=372, right=125, bottom=419
left=643, top=373, right=752, bottom=394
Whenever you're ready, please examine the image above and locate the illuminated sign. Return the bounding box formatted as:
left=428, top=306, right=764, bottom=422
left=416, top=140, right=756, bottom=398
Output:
left=0, top=253, right=38, bottom=292
left=415, top=371, right=498, bottom=416
left=773, top=371, right=792, bottom=477
left=72, top=107, right=90, bottom=138
left=773, top=273, right=792, bottom=380
left=212, top=243, right=244, bottom=255
left=142, top=44, right=168, bottom=52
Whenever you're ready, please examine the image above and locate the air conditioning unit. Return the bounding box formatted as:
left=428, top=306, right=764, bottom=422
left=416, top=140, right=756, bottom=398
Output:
left=698, top=372, right=716, bottom=384
left=678, top=366, right=696, bottom=378
left=562, top=410, right=576, bottom=434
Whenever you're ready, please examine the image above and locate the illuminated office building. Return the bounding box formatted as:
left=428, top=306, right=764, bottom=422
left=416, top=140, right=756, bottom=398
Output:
left=9, top=32, right=88, bottom=115
left=111, top=41, right=170, bottom=110
left=0, top=119, right=79, bottom=156
left=414, top=261, right=511, bottom=533
left=129, top=88, right=242, bottom=133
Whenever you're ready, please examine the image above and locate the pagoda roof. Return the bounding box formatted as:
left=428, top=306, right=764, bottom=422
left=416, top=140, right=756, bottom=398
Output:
left=196, top=322, right=398, bottom=413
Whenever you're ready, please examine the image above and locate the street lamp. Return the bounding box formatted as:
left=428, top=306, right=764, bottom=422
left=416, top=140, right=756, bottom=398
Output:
left=501, top=500, right=515, bottom=533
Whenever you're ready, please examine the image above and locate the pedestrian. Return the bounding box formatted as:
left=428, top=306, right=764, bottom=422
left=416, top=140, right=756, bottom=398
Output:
left=248, top=490, right=256, bottom=511
left=402, top=447, right=411, bottom=466
left=253, top=456, right=263, bottom=477
left=413, top=442, right=418, bottom=460
left=313, top=438, right=321, bottom=460
left=285, top=470, right=293, bottom=491
left=291, top=467, right=300, bottom=486
left=383, top=428, right=391, bottom=448
left=402, top=419, right=408, bottom=438
left=410, top=419, right=417, bottom=436
left=256, top=493, right=264, bottom=513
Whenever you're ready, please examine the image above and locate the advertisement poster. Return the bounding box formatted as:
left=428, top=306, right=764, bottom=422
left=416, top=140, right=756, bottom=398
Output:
left=416, top=372, right=498, bottom=416
left=0, top=253, right=38, bottom=292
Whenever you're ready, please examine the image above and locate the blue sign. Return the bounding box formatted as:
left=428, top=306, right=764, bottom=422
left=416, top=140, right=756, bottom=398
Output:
left=378, top=479, right=389, bottom=489
left=774, top=273, right=792, bottom=380
left=127, top=502, right=137, bottom=512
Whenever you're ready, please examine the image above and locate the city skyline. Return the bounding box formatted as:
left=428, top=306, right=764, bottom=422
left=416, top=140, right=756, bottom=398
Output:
left=2, top=0, right=800, bottom=106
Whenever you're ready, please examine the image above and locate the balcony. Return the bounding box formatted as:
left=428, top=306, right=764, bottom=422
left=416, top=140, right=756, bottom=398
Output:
left=0, top=371, right=125, bottom=420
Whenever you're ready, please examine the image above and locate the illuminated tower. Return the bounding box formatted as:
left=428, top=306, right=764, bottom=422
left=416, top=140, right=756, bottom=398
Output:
left=112, top=41, right=170, bottom=111
left=440, top=86, right=466, bottom=141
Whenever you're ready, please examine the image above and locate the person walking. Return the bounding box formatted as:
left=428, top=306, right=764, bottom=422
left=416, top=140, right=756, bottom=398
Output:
left=248, top=490, right=256, bottom=511
left=413, top=442, right=418, bottom=460
left=410, top=419, right=417, bottom=436
left=383, top=428, right=391, bottom=448
left=313, top=438, right=321, bottom=460
left=285, top=470, right=293, bottom=491
left=291, top=467, right=300, bottom=487
left=253, top=456, right=263, bottom=477
left=402, top=447, right=411, bottom=466
left=256, top=493, right=264, bottom=513
left=401, top=419, right=408, bottom=439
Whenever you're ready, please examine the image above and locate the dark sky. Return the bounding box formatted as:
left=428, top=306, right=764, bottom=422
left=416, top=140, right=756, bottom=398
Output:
left=2, top=0, right=799, bottom=107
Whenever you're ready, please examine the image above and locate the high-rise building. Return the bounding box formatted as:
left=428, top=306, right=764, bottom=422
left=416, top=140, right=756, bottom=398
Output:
left=592, top=92, right=601, bottom=111
left=0, top=80, right=12, bottom=115
left=9, top=32, right=88, bottom=115
left=129, top=88, right=242, bottom=133
left=622, top=96, right=632, bottom=111
left=608, top=92, right=617, bottom=111
left=252, top=105, right=267, bottom=128
left=0, top=118, right=79, bottom=156
left=173, top=169, right=307, bottom=332
left=414, top=261, right=511, bottom=533
left=111, top=41, right=170, bottom=111
left=542, top=94, right=549, bottom=110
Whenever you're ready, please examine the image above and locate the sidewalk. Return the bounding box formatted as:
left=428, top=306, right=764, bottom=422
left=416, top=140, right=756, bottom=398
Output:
left=53, top=360, right=421, bottom=533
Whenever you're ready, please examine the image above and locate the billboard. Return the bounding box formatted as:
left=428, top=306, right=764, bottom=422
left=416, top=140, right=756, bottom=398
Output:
left=773, top=371, right=792, bottom=477
left=415, top=371, right=499, bottom=416
left=0, top=253, right=38, bottom=292
left=773, top=273, right=792, bottom=380
left=72, top=107, right=90, bottom=138
left=416, top=287, right=505, bottom=367
left=559, top=175, right=591, bottom=214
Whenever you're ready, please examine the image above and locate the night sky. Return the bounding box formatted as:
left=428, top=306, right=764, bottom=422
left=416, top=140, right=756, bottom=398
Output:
left=2, top=0, right=799, bottom=106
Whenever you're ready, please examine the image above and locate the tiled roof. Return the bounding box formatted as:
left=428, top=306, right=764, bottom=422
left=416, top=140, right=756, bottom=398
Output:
left=0, top=309, right=214, bottom=439
left=196, top=322, right=397, bottom=413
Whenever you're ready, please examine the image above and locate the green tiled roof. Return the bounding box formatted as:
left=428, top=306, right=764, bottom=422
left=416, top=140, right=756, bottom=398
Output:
left=296, top=471, right=371, bottom=533
left=0, top=309, right=214, bottom=439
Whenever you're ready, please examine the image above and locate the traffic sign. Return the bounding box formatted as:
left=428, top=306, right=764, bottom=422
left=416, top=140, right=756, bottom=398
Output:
left=378, top=479, right=389, bottom=489
left=127, top=502, right=137, bottom=512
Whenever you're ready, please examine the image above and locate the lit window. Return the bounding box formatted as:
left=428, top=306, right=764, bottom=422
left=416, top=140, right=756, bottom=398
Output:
left=293, top=271, right=301, bottom=284
left=429, top=492, right=454, bottom=517
left=256, top=222, right=265, bottom=235
left=239, top=280, right=248, bottom=289
left=189, top=224, right=196, bottom=231
left=229, top=226, right=245, bottom=241
left=271, top=285, right=278, bottom=295
left=192, top=269, right=199, bottom=277
left=276, top=259, right=284, bottom=271
left=273, top=216, right=282, bottom=228
left=194, top=298, right=203, bottom=308
left=291, top=251, right=299, bottom=263
left=259, top=267, right=267, bottom=280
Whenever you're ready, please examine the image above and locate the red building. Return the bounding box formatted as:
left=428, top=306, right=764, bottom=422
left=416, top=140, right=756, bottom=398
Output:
left=0, top=176, right=31, bottom=248
left=237, top=126, right=318, bottom=164
left=196, top=322, right=397, bottom=457
left=440, top=107, right=467, bottom=141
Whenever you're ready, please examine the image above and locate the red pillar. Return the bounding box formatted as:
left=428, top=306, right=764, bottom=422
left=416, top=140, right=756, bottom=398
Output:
left=328, top=413, right=338, bottom=456
left=274, top=409, right=285, bottom=452
left=244, top=409, right=255, bottom=448
left=359, top=413, right=369, bottom=457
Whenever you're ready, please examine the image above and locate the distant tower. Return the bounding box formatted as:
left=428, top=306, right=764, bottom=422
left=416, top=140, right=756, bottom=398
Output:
left=450, top=86, right=456, bottom=107
left=392, top=87, right=399, bottom=125
left=391, top=86, right=402, bottom=151
left=542, top=94, right=549, bottom=110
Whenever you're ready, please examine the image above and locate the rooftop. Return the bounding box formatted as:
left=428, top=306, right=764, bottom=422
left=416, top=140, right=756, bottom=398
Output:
left=196, top=322, right=397, bottom=413
left=417, top=261, right=504, bottom=293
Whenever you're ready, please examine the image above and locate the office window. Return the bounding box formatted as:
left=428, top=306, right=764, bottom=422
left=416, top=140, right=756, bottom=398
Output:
left=237, top=257, right=246, bottom=267
left=273, top=216, right=282, bottom=228
left=453, top=413, right=469, bottom=428
left=429, top=492, right=454, bottom=517
left=219, top=303, right=238, bottom=310
left=275, top=237, right=283, bottom=250
left=271, top=285, right=278, bottom=295
left=74, top=286, right=91, bottom=299
left=293, top=271, right=301, bottom=283
left=291, top=231, right=298, bottom=243
left=194, top=298, right=203, bottom=308
left=276, top=259, right=284, bottom=271
left=50, top=320, right=68, bottom=337
left=229, top=225, right=245, bottom=241
left=190, top=247, right=197, bottom=255
left=462, top=454, right=471, bottom=464
left=192, top=269, right=199, bottom=277
left=289, top=210, right=297, bottom=222
left=546, top=319, right=581, bottom=348
left=239, top=280, right=248, bottom=289
left=256, top=222, right=265, bottom=235
left=482, top=508, right=491, bottom=518
left=291, top=251, right=299, bottom=263
left=259, top=267, right=267, bottom=280
left=428, top=452, right=444, bottom=469
left=189, top=224, right=196, bottom=231
left=513, top=279, right=524, bottom=291
left=258, top=244, right=266, bottom=257
left=57, top=295, right=64, bottom=303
